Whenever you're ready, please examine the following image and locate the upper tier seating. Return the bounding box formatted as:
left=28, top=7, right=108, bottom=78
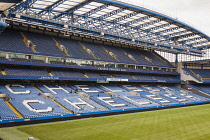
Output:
left=0, top=29, right=173, bottom=68
left=103, top=45, right=136, bottom=63
left=122, top=48, right=172, bottom=67
left=122, top=48, right=154, bottom=66
left=24, top=31, right=66, bottom=56
left=142, top=51, right=172, bottom=67
left=54, top=37, right=93, bottom=59
left=80, top=41, right=116, bottom=62
left=0, top=29, right=32, bottom=52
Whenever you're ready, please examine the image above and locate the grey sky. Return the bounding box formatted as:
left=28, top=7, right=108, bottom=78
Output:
left=119, top=0, right=210, bottom=36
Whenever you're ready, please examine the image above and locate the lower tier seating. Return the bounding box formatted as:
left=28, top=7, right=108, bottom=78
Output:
left=189, top=84, right=210, bottom=94
left=0, top=84, right=209, bottom=122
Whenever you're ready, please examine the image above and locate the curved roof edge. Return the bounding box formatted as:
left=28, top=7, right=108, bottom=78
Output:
left=3, top=0, right=210, bottom=54
left=99, top=0, right=210, bottom=39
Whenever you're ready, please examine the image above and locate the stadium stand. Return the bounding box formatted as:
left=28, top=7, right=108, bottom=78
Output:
left=0, top=29, right=32, bottom=53
left=4, top=67, right=49, bottom=76
left=54, top=37, right=93, bottom=59
left=1, top=0, right=210, bottom=126
left=0, top=83, right=209, bottom=122
left=190, top=69, right=210, bottom=82
left=188, top=84, right=210, bottom=94
left=0, top=65, right=179, bottom=82
left=79, top=41, right=116, bottom=62
left=50, top=70, right=86, bottom=78
left=23, top=31, right=66, bottom=56
left=102, top=45, right=137, bottom=63
left=0, top=100, right=19, bottom=120
left=183, top=68, right=210, bottom=82
left=121, top=48, right=154, bottom=66
left=0, top=29, right=176, bottom=69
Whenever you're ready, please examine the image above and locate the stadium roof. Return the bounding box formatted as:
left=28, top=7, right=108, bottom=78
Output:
left=0, top=0, right=22, bottom=12
left=2, top=0, right=210, bottom=55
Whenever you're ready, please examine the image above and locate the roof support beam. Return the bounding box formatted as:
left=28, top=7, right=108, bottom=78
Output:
left=183, top=37, right=203, bottom=43
left=167, top=30, right=189, bottom=38
left=98, top=8, right=127, bottom=20
left=147, top=23, right=172, bottom=32
left=55, top=0, right=94, bottom=19
left=190, top=41, right=209, bottom=46
left=125, top=15, right=151, bottom=26
left=197, top=45, right=210, bottom=50
left=39, top=0, right=67, bottom=15
left=112, top=12, right=139, bottom=23
left=78, top=6, right=127, bottom=25
left=83, top=4, right=110, bottom=17
left=9, top=0, right=38, bottom=13
left=138, top=19, right=162, bottom=29
left=178, top=34, right=197, bottom=40
left=155, top=27, right=180, bottom=35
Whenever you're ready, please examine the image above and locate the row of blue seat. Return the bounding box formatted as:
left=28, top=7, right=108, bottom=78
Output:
left=183, top=68, right=210, bottom=82
left=1, top=84, right=208, bottom=121
left=3, top=67, right=179, bottom=81
left=0, top=29, right=173, bottom=67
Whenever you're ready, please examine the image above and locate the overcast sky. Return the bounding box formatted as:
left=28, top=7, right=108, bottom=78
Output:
left=119, top=0, right=210, bottom=37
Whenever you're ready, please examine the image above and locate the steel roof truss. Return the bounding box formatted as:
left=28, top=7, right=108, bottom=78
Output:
left=113, top=12, right=139, bottom=23
left=188, top=41, right=209, bottom=46
left=98, top=7, right=127, bottom=20
left=55, top=0, right=94, bottom=19
left=10, top=0, right=38, bottom=13
left=38, top=0, right=68, bottom=15
left=125, top=15, right=152, bottom=26
left=138, top=19, right=162, bottom=29
left=167, top=30, right=189, bottom=38
left=156, top=27, right=180, bottom=35
left=148, top=23, right=172, bottom=32
left=82, top=3, right=110, bottom=17
left=184, top=37, right=203, bottom=43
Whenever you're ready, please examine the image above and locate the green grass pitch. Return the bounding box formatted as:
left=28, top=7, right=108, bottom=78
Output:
left=1, top=104, right=210, bottom=140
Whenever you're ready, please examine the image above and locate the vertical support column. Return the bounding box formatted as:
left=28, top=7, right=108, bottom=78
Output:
left=71, top=12, right=74, bottom=23
left=175, top=53, right=178, bottom=67
left=6, top=54, right=9, bottom=59
left=173, top=37, right=179, bottom=67
left=45, top=57, right=49, bottom=63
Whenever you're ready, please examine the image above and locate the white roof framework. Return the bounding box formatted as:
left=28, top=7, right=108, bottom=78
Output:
left=3, top=0, right=210, bottom=55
